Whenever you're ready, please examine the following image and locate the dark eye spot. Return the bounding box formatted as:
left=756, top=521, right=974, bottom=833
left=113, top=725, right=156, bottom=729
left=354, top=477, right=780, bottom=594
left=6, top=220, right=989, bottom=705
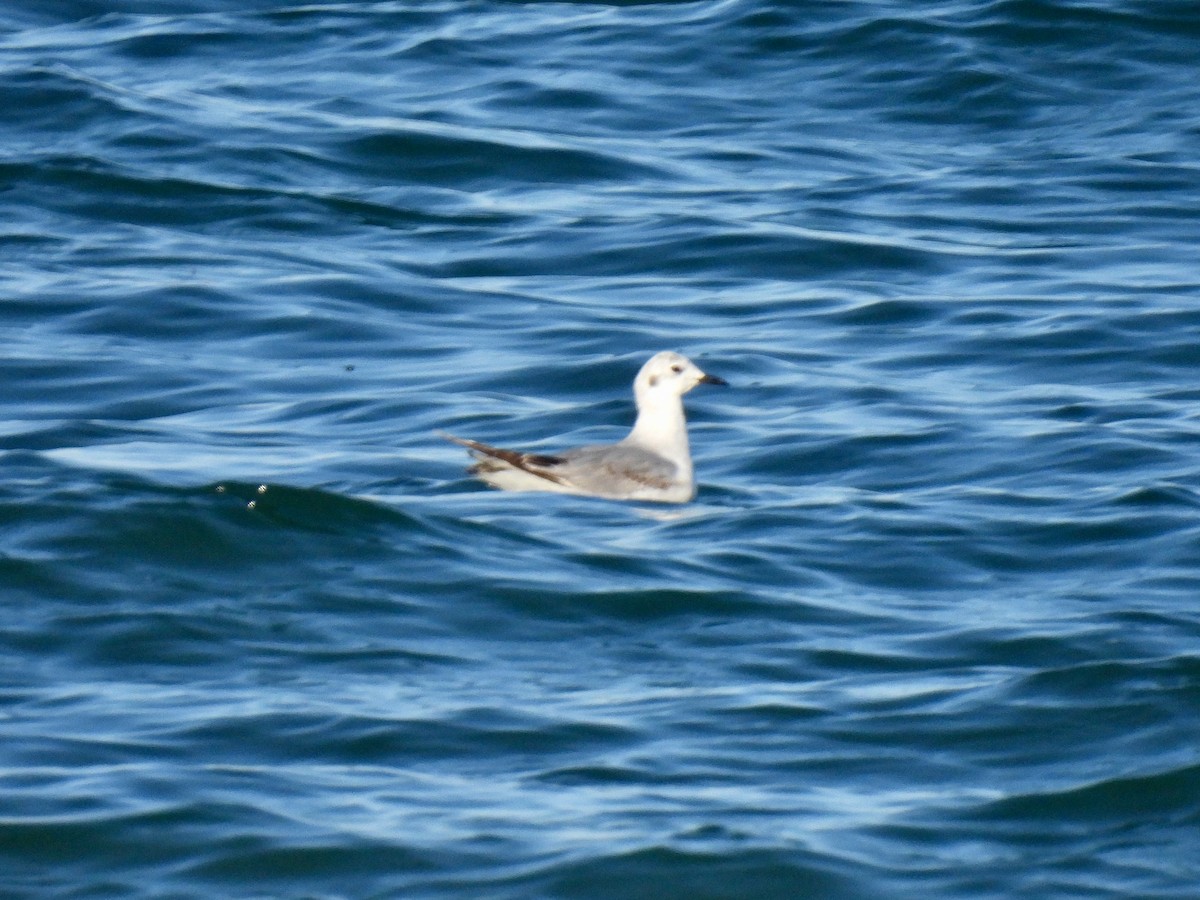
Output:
left=670, top=365, right=683, bottom=373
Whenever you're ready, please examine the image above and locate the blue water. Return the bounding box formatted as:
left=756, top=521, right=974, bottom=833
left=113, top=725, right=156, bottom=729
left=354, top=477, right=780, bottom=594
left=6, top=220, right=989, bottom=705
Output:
left=3, top=1, right=1200, bottom=897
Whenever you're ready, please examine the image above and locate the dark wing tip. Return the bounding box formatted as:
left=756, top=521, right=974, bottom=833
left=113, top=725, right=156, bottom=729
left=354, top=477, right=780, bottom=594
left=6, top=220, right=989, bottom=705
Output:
left=440, top=432, right=569, bottom=484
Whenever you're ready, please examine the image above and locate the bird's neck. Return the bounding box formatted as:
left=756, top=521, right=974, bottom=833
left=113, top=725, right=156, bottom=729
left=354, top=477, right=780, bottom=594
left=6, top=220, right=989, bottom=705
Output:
left=626, top=394, right=691, bottom=467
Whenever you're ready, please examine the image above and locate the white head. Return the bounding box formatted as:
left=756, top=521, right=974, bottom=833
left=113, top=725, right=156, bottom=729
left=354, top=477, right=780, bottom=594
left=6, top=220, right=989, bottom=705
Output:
left=633, top=351, right=727, bottom=408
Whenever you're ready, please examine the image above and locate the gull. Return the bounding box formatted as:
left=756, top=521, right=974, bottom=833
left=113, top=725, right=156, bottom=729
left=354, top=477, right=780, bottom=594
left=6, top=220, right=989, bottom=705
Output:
left=444, top=351, right=727, bottom=503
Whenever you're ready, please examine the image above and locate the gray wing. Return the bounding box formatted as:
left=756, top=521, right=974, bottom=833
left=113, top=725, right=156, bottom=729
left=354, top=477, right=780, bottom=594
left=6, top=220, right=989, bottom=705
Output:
left=557, top=443, right=679, bottom=496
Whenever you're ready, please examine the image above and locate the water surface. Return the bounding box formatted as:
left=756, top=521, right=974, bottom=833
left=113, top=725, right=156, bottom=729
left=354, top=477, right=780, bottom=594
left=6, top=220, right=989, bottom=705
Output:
left=2, top=1, right=1199, bottom=897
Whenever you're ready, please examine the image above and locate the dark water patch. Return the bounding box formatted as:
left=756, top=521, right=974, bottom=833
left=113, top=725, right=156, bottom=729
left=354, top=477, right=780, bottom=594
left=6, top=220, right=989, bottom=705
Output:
left=722, top=699, right=830, bottom=728
left=317, top=190, right=527, bottom=232
left=8, top=157, right=348, bottom=230
left=1145, top=336, right=1200, bottom=369
left=0, top=360, right=215, bottom=426
left=1111, top=482, right=1200, bottom=509
left=0, top=472, right=464, bottom=630
left=814, top=536, right=983, bottom=593
left=44, top=608, right=247, bottom=670
left=520, top=845, right=877, bottom=900
left=0, top=803, right=227, bottom=871
left=0, top=553, right=88, bottom=610
left=184, top=838, right=458, bottom=894
left=661, top=229, right=942, bottom=280
left=0, top=720, right=177, bottom=771
left=0, top=66, right=144, bottom=137
left=801, top=644, right=969, bottom=679
left=213, top=482, right=414, bottom=535
left=483, top=78, right=613, bottom=117
left=977, top=0, right=1200, bottom=46
left=534, top=762, right=672, bottom=787
left=419, top=221, right=944, bottom=281
left=828, top=297, right=947, bottom=327
left=0, top=796, right=462, bottom=897
left=172, top=707, right=634, bottom=767
left=742, top=430, right=921, bottom=486
left=988, top=507, right=1190, bottom=558
left=972, top=762, right=1200, bottom=829
left=1016, top=654, right=1200, bottom=710
left=107, top=20, right=247, bottom=62
left=338, top=128, right=662, bottom=187
left=762, top=426, right=974, bottom=494
left=801, top=12, right=960, bottom=65
left=3, top=2, right=221, bottom=23
left=26, top=602, right=463, bottom=676
left=62, top=283, right=259, bottom=342
left=911, top=628, right=1111, bottom=672
left=686, top=546, right=829, bottom=594
left=562, top=548, right=692, bottom=581
left=481, top=583, right=769, bottom=624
